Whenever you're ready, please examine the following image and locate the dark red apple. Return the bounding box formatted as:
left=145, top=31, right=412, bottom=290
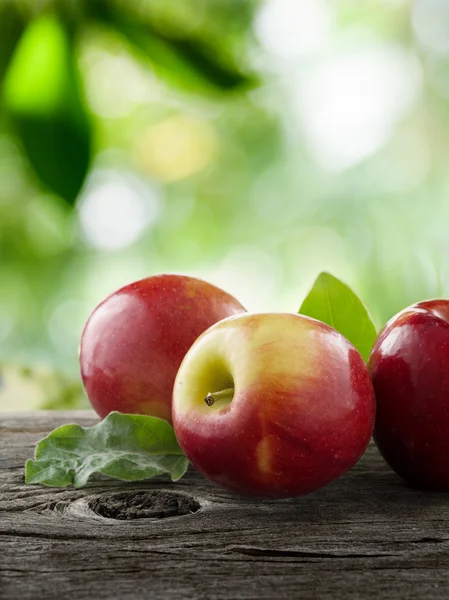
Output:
left=172, top=312, right=375, bottom=498
left=80, top=274, right=245, bottom=423
left=369, top=299, right=449, bottom=489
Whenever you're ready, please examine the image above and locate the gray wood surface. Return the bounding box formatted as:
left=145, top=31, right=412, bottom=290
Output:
left=2, top=411, right=449, bottom=599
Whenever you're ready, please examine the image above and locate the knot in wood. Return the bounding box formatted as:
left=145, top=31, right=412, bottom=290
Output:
left=88, top=490, right=201, bottom=520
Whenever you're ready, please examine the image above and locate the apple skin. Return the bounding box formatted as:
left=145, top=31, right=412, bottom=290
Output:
left=80, top=274, right=245, bottom=423
left=172, top=313, right=375, bottom=498
left=368, top=299, right=449, bottom=490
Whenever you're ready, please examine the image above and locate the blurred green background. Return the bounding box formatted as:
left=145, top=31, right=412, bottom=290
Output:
left=0, top=0, right=448, bottom=411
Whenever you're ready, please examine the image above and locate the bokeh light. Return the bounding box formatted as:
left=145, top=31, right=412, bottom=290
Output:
left=78, top=168, right=162, bottom=251
left=255, top=0, right=332, bottom=60
left=295, top=45, right=422, bottom=170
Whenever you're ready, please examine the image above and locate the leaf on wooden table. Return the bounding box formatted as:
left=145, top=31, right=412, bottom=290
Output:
left=25, top=412, right=189, bottom=488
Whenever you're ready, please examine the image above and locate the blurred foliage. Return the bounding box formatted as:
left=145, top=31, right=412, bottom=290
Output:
left=0, top=0, right=448, bottom=410
left=0, top=364, right=87, bottom=411
left=4, top=14, right=91, bottom=204
left=0, top=3, right=25, bottom=86
left=87, top=0, right=258, bottom=94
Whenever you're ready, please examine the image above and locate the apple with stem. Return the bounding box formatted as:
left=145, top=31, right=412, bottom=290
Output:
left=172, top=312, right=375, bottom=498
left=369, top=299, right=449, bottom=490
left=80, top=274, right=245, bottom=423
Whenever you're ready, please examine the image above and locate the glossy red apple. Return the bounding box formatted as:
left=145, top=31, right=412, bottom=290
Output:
left=369, top=299, right=449, bottom=490
left=80, top=274, right=245, bottom=423
left=172, top=312, right=375, bottom=498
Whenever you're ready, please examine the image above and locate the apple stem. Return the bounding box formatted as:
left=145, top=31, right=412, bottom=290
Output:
left=204, top=388, right=234, bottom=407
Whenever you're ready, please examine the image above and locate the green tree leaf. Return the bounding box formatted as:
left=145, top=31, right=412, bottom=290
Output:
left=25, top=412, right=189, bottom=488
left=90, top=0, right=256, bottom=94
left=298, top=272, right=377, bottom=362
left=3, top=14, right=91, bottom=205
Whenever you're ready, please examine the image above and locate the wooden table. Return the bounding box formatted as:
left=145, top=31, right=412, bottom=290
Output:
left=2, top=411, right=449, bottom=599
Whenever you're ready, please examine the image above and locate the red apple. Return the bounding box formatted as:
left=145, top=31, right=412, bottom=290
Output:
left=369, top=299, right=449, bottom=490
left=172, top=312, right=375, bottom=498
left=80, top=274, right=245, bottom=423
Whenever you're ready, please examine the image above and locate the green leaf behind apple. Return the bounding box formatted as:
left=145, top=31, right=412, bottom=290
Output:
left=299, top=272, right=377, bottom=362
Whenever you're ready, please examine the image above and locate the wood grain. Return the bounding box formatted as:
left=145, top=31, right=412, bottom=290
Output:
left=2, top=411, right=449, bottom=599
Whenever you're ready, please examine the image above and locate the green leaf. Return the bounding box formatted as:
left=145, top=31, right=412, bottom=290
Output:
left=0, top=3, right=25, bottom=89
left=298, top=272, right=377, bottom=362
left=90, top=1, right=256, bottom=94
left=3, top=14, right=91, bottom=205
left=25, top=412, right=189, bottom=488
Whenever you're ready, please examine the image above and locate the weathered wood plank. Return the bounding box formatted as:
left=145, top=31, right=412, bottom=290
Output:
left=1, top=411, right=449, bottom=599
